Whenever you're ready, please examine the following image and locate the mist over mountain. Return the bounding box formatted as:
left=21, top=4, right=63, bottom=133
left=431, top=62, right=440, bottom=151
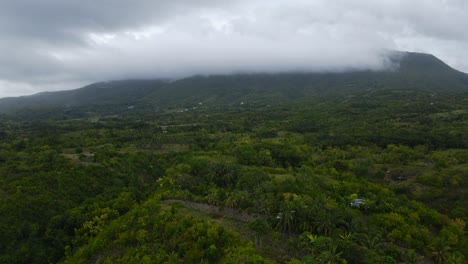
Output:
left=0, top=51, right=467, bottom=115
left=2, top=0, right=468, bottom=99
left=3, top=2, right=468, bottom=263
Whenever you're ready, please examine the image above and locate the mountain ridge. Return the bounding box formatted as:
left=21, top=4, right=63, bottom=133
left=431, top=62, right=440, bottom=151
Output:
left=1, top=51, right=467, bottom=114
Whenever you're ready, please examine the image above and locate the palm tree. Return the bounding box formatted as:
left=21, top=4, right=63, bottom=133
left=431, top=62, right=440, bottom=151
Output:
left=224, top=192, right=239, bottom=211
left=339, top=231, right=354, bottom=243
left=318, top=244, right=344, bottom=264
left=207, top=161, right=238, bottom=188
left=298, top=220, right=312, bottom=232
left=277, top=201, right=296, bottom=234
left=206, top=188, right=221, bottom=206
left=166, top=251, right=179, bottom=263
left=447, top=251, right=466, bottom=264
left=430, top=238, right=451, bottom=264
left=401, top=249, right=424, bottom=264
left=314, top=214, right=335, bottom=236
left=248, top=218, right=269, bottom=247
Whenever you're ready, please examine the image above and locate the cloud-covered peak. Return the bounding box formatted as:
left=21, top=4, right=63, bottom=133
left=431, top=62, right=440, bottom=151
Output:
left=1, top=0, right=467, bottom=98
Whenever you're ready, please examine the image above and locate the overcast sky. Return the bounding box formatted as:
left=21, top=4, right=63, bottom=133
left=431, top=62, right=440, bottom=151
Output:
left=1, top=0, right=467, bottom=98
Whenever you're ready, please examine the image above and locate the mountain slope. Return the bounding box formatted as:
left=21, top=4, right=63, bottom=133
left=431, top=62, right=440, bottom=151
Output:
left=1, top=52, right=467, bottom=114
left=0, top=80, right=167, bottom=113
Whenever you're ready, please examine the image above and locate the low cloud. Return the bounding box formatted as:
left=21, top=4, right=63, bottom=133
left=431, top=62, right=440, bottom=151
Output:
left=1, top=0, right=467, bottom=98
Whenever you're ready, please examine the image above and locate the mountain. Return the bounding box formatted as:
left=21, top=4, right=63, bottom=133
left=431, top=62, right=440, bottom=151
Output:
left=1, top=52, right=468, bottom=264
left=0, top=80, right=167, bottom=113
left=0, top=51, right=467, bottom=114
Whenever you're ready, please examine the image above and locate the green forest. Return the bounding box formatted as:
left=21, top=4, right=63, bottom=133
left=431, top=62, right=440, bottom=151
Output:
left=0, top=85, right=467, bottom=263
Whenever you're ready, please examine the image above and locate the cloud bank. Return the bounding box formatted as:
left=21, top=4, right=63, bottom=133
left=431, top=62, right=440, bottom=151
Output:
left=1, top=0, right=467, bottom=97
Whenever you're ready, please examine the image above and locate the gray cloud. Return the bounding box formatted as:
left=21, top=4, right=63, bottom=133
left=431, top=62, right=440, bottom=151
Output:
left=0, top=1, right=221, bottom=40
left=0, top=0, right=467, bottom=98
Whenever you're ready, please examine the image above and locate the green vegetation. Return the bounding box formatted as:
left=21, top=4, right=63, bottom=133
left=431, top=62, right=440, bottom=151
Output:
left=0, top=54, right=467, bottom=263
left=2, top=52, right=468, bottom=117
left=0, top=86, right=466, bottom=263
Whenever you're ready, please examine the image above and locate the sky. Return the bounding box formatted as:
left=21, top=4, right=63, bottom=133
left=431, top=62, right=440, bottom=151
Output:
left=1, top=0, right=467, bottom=98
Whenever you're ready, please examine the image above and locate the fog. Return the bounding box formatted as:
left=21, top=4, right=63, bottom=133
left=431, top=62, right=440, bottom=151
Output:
left=1, top=0, right=467, bottom=98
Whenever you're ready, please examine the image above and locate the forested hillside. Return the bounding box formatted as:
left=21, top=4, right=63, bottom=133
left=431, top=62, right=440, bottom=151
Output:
left=0, top=74, right=467, bottom=263
left=1, top=52, right=468, bottom=117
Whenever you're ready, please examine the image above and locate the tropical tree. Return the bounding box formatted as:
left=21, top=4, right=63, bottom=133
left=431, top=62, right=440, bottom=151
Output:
left=248, top=218, right=270, bottom=247
left=446, top=251, right=466, bottom=264
left=206, top=188, right=222, bottom=206
left=359, top=233, right=383, bottom=250
left=224, top=192, right=239, bottom=210
left=430, top=238, right=451, bottom=264
left=314, top=213, right=335, bottom=236
left=277, top=200, right=296, bottom=234
left=318, top=244, right=345, bottom=264
left=401, top=249, right=424, bottom=264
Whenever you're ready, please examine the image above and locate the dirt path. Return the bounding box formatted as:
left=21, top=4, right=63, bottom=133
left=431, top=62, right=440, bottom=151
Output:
left=162, top=199, right=255, bottom=222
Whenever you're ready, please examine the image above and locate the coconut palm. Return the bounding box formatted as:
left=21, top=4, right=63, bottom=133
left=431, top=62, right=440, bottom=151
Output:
left=314, top=213, right=335, bottom=236
left=206, top=188, right=221, bottom=206
left=430, top=238, right=451, bottom=264
left=318, top=244, right=344, bottom=264
left=276, top=201, right=296, bottom=234
left=447, top=251, right=466, bottom=264
left=401, top=249, right=424, bottom=264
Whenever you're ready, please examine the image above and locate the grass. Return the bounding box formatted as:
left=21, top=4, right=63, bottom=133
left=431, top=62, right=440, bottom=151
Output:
left=160, top=200, right=254, bottom=240
left=159, top=199, right=291, bottom=262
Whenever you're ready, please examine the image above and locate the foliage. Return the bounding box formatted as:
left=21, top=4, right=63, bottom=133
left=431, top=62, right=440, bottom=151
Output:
left=0, top=76, right=467, bottom=263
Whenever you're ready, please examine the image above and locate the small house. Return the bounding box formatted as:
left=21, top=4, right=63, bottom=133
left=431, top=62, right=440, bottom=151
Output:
left=350, top=198, right=364, bottom=208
